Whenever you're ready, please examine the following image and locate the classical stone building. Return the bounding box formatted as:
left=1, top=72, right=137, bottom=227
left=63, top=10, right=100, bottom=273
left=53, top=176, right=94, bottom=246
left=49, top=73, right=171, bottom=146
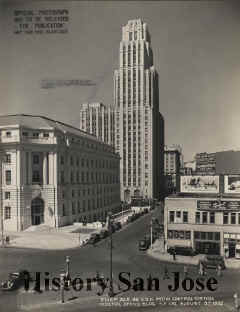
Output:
left=114, top=19, right=164, bottom=201
left=0, top=114, right=120, bottom=231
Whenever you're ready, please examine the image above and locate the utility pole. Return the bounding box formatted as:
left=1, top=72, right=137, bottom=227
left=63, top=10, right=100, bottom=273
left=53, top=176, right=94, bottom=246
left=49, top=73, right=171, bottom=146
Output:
left=150, top=218, right=153, bottom=249
left=108, top=212, right=114, bottom=297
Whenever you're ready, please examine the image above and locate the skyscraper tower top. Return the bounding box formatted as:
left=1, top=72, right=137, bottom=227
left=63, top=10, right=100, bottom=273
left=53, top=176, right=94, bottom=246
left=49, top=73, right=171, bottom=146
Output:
left=119, top=19, right=153, bottom=69
left=122, top=19, right=151, bottom=43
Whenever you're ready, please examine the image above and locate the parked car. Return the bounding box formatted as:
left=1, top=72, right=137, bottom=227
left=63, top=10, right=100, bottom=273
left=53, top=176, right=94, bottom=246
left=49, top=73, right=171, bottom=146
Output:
left=138, top=238, right=151, bottom=251
left=167, top=246, right=197, bottom=257
left=87, top=233, right=101, bottom=244
left=115, top=222, right=122, bottom=230
left=201, top=255, right=226, bottom=270
left=99, top=229, right=109, bottom=239
left=1, top=270, right=31, bottom=291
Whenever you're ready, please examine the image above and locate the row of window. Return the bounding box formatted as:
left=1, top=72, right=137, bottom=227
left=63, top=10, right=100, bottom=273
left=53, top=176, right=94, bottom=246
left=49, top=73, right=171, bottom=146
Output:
left=194, top=231, right=220, bottom=241
left=169, top=211, right=188, bottom=223
left=196, top=211, right=215, bottom=224
left=168, top=230, right=191, bottom=240
left=64, top=186, right=117, bottom=199
left=60, top=155, right=117, bottom=170
left=169, top=210, right=240, bottom=225
left=61, top=171, right=119, bottom=185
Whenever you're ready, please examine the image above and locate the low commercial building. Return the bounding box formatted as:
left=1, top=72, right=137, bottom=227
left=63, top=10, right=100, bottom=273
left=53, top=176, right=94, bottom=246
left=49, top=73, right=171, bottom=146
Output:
left=0, top=114, right=120, bottom=231
left=165, top=175, right=240, bottom=259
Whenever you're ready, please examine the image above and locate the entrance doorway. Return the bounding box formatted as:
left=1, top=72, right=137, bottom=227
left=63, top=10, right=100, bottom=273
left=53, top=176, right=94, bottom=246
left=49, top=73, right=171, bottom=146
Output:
left=31, top=197, right=44, bottom=225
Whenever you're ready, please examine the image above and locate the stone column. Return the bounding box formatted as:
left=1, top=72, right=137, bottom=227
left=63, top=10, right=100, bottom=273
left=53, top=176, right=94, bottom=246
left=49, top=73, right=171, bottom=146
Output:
left=43, top=152, right=48, bottom=185
left=28, top=152, right=32, bottom=185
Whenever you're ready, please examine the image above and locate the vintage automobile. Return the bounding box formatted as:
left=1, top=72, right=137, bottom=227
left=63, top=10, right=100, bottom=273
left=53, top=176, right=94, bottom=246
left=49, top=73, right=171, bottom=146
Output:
left=138, top=238, right=151, bottom=251
left=87, top=233, right=101, bottom=245
left=1, top=270, right=31, bottom=291
left=201, top=255, right=226, bottom=270
left=167, top=246, right=197, bottom=257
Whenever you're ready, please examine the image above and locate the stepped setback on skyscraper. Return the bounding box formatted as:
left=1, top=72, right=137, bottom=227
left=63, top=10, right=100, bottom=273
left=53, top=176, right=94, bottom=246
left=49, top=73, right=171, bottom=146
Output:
left=114, top=19, right=164, bottom=201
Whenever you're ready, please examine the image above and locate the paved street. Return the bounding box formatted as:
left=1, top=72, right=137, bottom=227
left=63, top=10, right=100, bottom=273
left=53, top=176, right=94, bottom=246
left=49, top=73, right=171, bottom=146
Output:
left=0, top=208, right=239, bottom=311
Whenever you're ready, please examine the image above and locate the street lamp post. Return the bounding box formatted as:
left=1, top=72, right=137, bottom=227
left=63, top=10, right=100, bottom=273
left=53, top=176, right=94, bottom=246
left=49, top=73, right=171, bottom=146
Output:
left=150, top=218, right=153, bottom=249
left=108, top=212, right=114, bottom=297
left=60, top=273, right=65, bottom=303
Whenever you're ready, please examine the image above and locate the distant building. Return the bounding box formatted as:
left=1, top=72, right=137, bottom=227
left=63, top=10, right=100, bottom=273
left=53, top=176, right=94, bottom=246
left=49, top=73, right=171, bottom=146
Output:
left=0, top=114, right=120, bottom=232
left=79, top=102, right=115, bottom=147
left=195, top=150, right=240, bottom=175
left=114, top=19, right=164, bottom=201
left=195, top=152, right=216, bottom=175
left=165, top=174, right=240, bottom=259
left=181, top=160, right=196, bottom=175
left=164, top=145, right=181, bottom=194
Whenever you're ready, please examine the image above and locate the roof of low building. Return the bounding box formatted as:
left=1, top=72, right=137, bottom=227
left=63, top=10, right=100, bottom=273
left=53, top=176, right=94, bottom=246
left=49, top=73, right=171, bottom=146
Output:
left=0, top=114, right=106, bottom=144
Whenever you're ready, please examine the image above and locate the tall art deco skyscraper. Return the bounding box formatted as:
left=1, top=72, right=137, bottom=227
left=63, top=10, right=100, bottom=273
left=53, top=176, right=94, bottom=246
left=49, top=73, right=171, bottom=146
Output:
left=114, top=19, right=164, bottom=201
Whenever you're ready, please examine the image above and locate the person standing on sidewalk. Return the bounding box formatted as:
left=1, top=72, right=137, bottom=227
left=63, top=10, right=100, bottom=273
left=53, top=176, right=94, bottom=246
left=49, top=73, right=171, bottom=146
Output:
left=163, top=266, right=170, bottom=280
left=172, top=248, right=176, bottom=261
left=217, top=264, right=222, bottom=277
left=184, top=265, right=188, bottom=277
left=199, top=261, right=204, bottom=276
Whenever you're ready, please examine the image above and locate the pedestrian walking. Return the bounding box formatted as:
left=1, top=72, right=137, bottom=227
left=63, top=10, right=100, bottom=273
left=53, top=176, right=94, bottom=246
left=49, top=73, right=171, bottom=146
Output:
left=199, top=261, right=204, bottom=276
left=172, top=249, right=176, bottom=261
left=5, top=236, right=10, bottom=245
left=217, top=264, right=222, bottom=277
left=163, top=266, right=170, bottom=280
left=97, top=273, right=107, bottom=296
left=183, top=265, right=188, bottom=277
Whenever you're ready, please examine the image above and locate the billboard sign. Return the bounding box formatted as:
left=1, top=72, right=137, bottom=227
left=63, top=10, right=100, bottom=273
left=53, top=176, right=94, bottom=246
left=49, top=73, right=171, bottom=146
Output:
left=224, top=175, right=240, bottom=194
left=180, top=175, right=219, bottom=193
left=197, top=200, right=240, bottom=211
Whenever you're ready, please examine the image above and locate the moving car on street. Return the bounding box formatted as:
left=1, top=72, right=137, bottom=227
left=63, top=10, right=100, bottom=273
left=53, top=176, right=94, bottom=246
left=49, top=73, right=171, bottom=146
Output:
left=1, top=270, right=30, bottom=291
left=138, top=238, right=151, bottom=251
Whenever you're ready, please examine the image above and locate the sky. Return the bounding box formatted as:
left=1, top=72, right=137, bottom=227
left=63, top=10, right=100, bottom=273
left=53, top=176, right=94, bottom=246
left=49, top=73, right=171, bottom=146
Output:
left=1, top=0, right=240, bottom=161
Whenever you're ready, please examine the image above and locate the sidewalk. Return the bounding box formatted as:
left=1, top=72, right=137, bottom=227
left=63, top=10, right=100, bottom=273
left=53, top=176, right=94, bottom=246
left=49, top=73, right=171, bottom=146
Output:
left=2, top=211, right=135, bottom=250
left=148, top=239, right=240, bottom=269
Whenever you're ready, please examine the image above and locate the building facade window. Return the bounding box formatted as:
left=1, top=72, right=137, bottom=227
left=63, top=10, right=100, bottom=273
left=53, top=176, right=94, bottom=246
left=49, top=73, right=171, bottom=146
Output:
left=196, top=212, right=200, bottom=224
left=32, top=171, right=40, bottom=183
left=62, top=204, right=66, bottom=216
left=5, top=192, right=10, bottom=200
left=33, top=155, right=39, bottom=164
left=210, top=212, right=215, bottom=224
left=223, top=212, right=229, bottom=224
left=183, top=211, right=188, bottom=223
left=5, top=170, right=11, bottom=185
left=4, top=206, right=11, bottom=219
left=6, top=154, right=11, bottom=163
left=231, top=213, right=236, bottom=224
left=169, top=211, right=175, bottom=223
left=202, top=212, right=208, bottom=224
